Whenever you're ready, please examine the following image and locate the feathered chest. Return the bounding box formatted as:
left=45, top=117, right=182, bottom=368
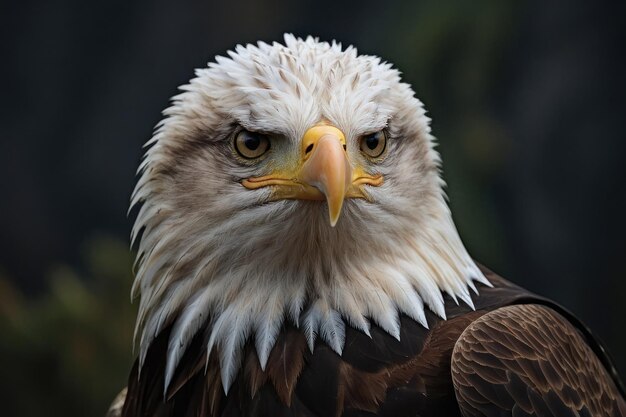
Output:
left=121, top=271, right=568, bottom=417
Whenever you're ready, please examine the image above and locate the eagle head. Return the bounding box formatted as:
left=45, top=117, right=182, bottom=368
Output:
left=130, top=34, right=488, bottom=392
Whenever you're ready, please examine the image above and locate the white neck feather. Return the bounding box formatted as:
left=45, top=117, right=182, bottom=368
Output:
left=132, top=191, right=487, bottom=394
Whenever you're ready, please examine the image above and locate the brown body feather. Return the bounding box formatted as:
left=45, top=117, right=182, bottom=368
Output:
left=452, top=304, right=626, bottom=417
left=115, top=267, right=625, bottom=417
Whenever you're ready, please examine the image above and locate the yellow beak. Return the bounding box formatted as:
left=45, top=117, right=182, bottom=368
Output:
left=241, top=125, right=383, bottom=227
left=299, top=126, right=352, bottom=226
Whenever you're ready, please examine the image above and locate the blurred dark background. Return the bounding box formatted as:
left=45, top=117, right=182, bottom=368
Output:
left=1, top=0, right=625, bottom=416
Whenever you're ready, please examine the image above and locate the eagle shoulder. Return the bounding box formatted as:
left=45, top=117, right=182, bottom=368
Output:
left=106, top=387, right=126, bottom=417
left=451, top=304, right=626, bottom=417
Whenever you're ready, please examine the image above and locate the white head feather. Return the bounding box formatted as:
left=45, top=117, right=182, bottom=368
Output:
left=130, top=34, right=489, bottom=394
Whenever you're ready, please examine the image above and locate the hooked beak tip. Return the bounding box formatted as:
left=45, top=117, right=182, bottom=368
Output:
left=328, top=203, right=342, bottom=227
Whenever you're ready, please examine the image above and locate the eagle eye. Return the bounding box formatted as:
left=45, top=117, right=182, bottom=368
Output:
left=359, top=130, right=387, bottom=158
left=235, top=130, right=270, bottom=159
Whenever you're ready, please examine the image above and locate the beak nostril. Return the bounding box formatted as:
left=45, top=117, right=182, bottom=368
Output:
left=343, top=144, right=346, bottom=151
left=305, top=144, right=314, bottom=154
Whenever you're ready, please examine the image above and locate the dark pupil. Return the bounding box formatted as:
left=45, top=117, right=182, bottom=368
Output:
left=366, top=135, right=379, bottom=150
left=244, top=134, right=260, bottom=150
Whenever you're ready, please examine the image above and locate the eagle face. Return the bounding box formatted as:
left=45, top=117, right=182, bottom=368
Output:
left=131, top=34, right=487, bottom=391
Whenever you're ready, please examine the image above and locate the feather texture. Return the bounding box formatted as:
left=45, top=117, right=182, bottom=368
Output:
left=120, top=268, right=625, bottom=416
left=452, top=304, right=626, bottom=417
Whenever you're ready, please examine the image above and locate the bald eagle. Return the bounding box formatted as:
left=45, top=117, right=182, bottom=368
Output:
left=110, top=35, right=625, bottom=417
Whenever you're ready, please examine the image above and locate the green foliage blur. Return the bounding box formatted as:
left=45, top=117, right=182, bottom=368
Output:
left=0, top=236, right=137, bottom=417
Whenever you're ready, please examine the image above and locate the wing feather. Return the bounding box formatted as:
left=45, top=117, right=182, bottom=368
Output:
left=451, top=304, right=626, bottom=417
